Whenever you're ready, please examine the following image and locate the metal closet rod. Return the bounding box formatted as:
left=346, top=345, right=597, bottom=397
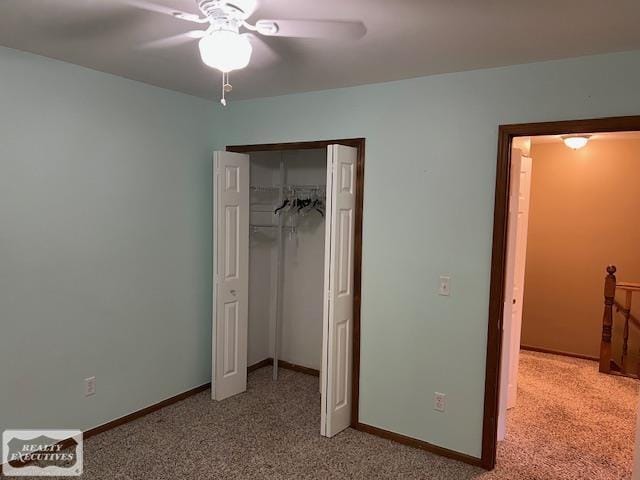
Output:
left=263, top=160, right=326, bottom=380
left=250, top=184, right=326, bottom=192
left=250, top=224, right=296, bottom=231
left=273, top=156, right=286, bottom=380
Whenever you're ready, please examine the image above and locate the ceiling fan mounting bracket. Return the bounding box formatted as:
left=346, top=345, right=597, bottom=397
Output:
left=196, top=0, right=256, bottom=21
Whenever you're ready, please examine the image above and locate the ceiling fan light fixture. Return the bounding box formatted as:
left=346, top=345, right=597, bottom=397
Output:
left=198, top=29, right=252, bottom=72
left=562, top=135, right=591, bottom=150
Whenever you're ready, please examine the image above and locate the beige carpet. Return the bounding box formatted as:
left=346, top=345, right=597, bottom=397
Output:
left=24, top=351, right=638, bottom=479
left=495, top=351, right=638, bottom=480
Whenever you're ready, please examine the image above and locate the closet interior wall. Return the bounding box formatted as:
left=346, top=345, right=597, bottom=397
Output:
left=248, top=149, right=327, bottom=375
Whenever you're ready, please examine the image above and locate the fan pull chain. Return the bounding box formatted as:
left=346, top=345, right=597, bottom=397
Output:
left=220, top=72, right=226, bottom=106
left=220, top=72, right=232, bottom=107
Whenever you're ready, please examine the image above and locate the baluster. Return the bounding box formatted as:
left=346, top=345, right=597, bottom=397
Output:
left=599, top=265, right=616, bottom=374
left=621, top=290, right=632, bottom=373
left=637, top=303, right=640, bottom=379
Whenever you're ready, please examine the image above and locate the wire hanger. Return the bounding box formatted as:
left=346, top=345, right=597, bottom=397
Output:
left=274, top=198, right=290, bottom=215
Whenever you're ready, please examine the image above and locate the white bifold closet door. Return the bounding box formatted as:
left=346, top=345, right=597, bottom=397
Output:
left=321, top=144, right=357, bottom=438
left=211, top=145, right=357, bottom=437
left=212, top=151, right=250, bottom=401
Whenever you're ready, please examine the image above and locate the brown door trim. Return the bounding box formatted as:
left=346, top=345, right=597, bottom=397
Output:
left=482, top=115, right=640, bottom=469
left=227, top=138, right=365, bottom=427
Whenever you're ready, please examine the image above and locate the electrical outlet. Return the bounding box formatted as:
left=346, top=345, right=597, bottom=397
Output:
left=84, top=376, right=96, bottom=397
left=439, top=276, right=451, bottom=296
left=434, top=392, right=446, bottom=412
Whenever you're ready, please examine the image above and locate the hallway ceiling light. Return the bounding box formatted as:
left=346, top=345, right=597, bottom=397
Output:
left=562, top=135, right=591, bottom=150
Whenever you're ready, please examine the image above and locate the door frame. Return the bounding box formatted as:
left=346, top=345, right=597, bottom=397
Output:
left=482, top=115, right=640, bottom=469
left=226, top=138, right=365, bottom=426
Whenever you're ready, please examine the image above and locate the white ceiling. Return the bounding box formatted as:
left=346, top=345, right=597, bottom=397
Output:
left=2, top=0, right=640, bottom=100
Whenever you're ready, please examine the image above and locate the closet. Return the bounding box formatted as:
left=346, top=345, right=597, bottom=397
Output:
left=247, top=149, right=327, bottom=380
left=212, top=143, right=357, bottom=438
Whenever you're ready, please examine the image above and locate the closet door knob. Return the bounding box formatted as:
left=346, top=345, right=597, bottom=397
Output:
left=230, top=289, right=237, bottom=296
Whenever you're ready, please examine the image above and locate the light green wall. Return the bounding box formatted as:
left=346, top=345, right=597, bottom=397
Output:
left=0, top=47, right=216, bottom=433
left=211, top=50, right=640, bottom=457
left=2, top=45, right=640, bottom=460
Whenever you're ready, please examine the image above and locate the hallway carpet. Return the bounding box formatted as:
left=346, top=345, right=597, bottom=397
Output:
left=496, top=351, right=637, bottom=479
left=33, top=351, right=638, bottom=479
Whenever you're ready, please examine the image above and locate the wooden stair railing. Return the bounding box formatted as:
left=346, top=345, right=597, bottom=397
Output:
left=600, top=265, right=640, bottom=379
left=599, top=265, right=616, bottom=374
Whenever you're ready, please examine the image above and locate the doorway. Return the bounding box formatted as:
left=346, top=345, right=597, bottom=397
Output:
left=211, top=138, right=365, bottom=438
left=483, top=115, right=640, bottom=470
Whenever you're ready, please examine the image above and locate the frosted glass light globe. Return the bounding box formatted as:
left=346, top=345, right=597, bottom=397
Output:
left=199, top=30, right=252, bottom=73
left=562, top=135, right=590, bottom=150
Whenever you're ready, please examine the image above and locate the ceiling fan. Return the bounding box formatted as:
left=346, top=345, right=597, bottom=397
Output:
left=124, top=0, right=366, bottom=105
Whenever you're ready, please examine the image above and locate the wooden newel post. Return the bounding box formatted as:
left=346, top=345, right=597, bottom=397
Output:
left=599, top=265, right=617, bottom=374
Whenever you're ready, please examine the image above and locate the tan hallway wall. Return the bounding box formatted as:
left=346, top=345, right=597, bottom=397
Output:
left=521, top=138, right=640, bottom=358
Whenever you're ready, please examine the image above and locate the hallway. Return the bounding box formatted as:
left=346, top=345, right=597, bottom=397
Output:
left=496, top=350, right=638, bottom=479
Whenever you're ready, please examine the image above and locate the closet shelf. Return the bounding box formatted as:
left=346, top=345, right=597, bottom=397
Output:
left=250, top=206, right=276, bottom=213
left=250, top=224, right=296, bottom=232
left=250, top=185, right=279, bottom=193
left=250, top=184, right=326, bottom=192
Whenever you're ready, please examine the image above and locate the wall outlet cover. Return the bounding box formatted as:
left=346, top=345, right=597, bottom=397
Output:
left=434, top=392, right=446, bottom=412
left=439, top=276, right=451, bottom=296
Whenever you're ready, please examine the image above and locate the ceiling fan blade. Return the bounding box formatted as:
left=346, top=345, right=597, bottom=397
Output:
left=138, top=30, right=207, bottom=49
left=246, top=34, right=280, bottom=69
left=115, top=0, right=207, bottom=23
left=255, top=19, right=366, bottom=40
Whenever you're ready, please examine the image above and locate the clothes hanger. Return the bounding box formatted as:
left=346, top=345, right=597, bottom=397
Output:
left=274, top=198, right=290, bottom=215
left=297, top=198, right=312, bottom=213
left=311, top=198, right=324, bottom=217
